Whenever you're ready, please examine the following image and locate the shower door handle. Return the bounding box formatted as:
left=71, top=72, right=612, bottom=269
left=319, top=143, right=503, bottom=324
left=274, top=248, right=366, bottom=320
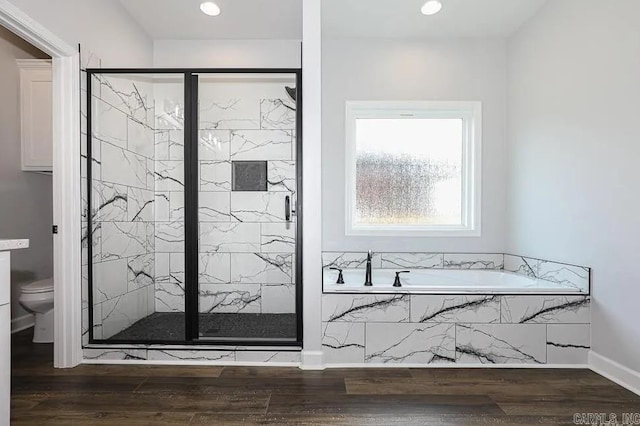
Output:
left=285, top=195, right=291, bottom=221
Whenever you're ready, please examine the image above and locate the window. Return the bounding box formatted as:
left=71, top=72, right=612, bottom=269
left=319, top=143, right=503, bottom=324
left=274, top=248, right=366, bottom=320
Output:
left=345, top=101, right=481, bottom=236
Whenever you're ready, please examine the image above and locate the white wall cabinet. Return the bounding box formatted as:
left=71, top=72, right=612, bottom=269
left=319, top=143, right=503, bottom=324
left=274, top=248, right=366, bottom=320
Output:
left=17, top=59, right=52, bottom=172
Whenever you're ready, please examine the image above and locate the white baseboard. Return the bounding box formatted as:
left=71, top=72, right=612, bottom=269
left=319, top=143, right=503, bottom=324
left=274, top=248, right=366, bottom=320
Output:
left=300, top=350, right=325, bottom=370
left=589, top=350, right=640, bottom=396
left=11, top=314, right=34, bottom=334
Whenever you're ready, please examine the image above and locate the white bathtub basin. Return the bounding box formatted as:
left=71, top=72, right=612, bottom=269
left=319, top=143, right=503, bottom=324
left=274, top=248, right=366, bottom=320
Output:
left=323, top=268, right=585, bottom=294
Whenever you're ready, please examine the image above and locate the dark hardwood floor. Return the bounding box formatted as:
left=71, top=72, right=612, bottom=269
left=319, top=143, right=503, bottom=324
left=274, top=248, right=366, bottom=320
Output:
left=11, top=328, right=640, bottom=425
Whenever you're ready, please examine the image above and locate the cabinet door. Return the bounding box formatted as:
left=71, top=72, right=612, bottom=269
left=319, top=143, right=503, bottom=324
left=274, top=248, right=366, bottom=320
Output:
left=20, top=64, right=52, bottom=172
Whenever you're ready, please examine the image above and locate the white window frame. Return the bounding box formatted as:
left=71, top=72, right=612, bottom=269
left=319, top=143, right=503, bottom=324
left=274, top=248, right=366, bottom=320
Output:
left=345, top=100, right=482, bottom=237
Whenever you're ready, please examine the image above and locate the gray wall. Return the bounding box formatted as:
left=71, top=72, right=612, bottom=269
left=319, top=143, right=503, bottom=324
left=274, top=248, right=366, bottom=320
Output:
left=506, top=0, right=640, bottom=373
left=321, top=38, right=508, bottom=253
left=0, top=26, right=52, bottom=322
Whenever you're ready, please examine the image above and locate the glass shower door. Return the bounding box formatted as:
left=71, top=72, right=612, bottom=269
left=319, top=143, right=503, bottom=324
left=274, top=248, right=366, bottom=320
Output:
left=88, top=72, right=186, bottom=343
left=194, top=72, right=300, bottom=342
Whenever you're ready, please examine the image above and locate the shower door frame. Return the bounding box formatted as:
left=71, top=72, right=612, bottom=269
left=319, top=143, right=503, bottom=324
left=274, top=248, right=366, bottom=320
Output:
left=86, top=68, right=303, bottom=348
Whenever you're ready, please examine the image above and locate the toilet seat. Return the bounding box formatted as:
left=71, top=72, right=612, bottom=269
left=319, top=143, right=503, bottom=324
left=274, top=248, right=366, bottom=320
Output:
left=22, top=278, right=53, bottom=294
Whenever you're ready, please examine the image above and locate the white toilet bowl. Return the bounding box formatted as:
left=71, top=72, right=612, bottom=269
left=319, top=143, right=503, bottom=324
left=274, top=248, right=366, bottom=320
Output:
left=18, top=278, right=54, bottom=343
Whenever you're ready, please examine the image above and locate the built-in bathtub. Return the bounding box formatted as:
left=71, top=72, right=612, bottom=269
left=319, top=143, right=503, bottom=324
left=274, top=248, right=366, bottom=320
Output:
left=321, top=252, right=591, bottom=366
left=324, top=268, right=586, bottom=295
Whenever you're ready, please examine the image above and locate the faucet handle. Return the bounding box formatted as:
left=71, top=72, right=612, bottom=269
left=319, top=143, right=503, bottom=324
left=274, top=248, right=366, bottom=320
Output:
left=329, top=267, right=345, bottom=284
left=393, top=271, right=410, bottom=287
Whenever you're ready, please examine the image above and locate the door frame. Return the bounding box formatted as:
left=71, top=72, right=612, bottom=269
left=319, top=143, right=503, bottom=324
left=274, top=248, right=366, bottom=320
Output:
left=0, top=0, right=82, bottom=368
left=85, top=68, right=303, bottom=347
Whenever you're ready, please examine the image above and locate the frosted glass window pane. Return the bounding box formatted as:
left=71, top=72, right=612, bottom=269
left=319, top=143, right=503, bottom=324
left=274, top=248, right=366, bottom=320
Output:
left=355, top=118, right=463, bottom=226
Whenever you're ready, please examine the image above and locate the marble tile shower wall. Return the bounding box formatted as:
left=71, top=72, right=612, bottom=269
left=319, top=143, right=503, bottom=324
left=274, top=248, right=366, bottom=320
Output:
left=86, top=72, right=157, bottom=340
left=153, top=83, right=298, bottom=316
left=321, top=252, right=591, bottom=366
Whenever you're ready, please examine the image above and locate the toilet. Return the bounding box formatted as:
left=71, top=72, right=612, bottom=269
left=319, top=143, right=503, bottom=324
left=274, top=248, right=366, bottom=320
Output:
left=18, top=278, right=54, bottom=343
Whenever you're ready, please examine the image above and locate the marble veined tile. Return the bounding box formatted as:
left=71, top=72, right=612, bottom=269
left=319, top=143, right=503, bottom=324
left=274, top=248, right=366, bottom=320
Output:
left=199, top=192, right=231, bottom=222
left=261, top=98, right=296, bottom=130
left=536, top=260, right=589, bottom=292
left=366, top=323, right=455, bottom=364
left=267, top=161, right=296, bottom=193
left=230, top=130, right=293, bottom=161
left=455, top=324, right=546, bottom=365
left=169, top=252, right=185, bottom=285
left=546, top=324, right=590, bottom=364
left=199, top=284, right=261, bottom=314
left=101, top=142, right=147, bottom=189
left=146, top=350, right=234, bottom=362
left=199, top=99, right=260, bottom=130
left=154, top=192, right=170, bottom=222
left=127, top=253, right=154, bottom=290
left=82, top=223, right=101, bottom=265
left=127, top=117, right=154, bottom=159
left=155, top=105, right=184, bottom=131
left=80, top=46, right=101, bottom=71
left=199, top=252, right=231, bottom=284
left=101, top=222, right=149, bottom=261
left=410, top=295, right=500, bottom=323
left=92, top=97, right=127, bottom=149
left=503, top=255, right=538, bottom=278
left=380, top=253, right=443, bottom=269
left=155, top=221, right=185, bottom=253
left=97, top=74, right=153, bottom=126
left=261, top=223, right=295, bottom=253
left=92, top=258, right=128, bottom=303
left=322, top=252, right=382, bottom=270
left=322, top=322, right=365, bottom=364
left=128, top=187, right=154, bottom=222
left=92, top=181, right=127, bottom=222
left=230, top=253, right=292, bottom=284
left=230, top=192, right=289, bottom=223
left=199, top=223, right=260, bottom=253
left=200, top=129, right=231, bottom=161
left=83, top=348, right=147, bottom=361
left=235, top=351, right=301, bottom=363
left=155, top=282, right=184, bottom=313
left=501, top=296, right=590, bottom=324
left=261, top=283, right=295, bottom=314
left=101, top=287, right=149, bottom=339
left=443, top=253, right=504, bottom=270
left=155, top=253, right=170, bottom=284
left=200, top=161, right=231, bottom=191
left=322, top=294, right=409, bottom=323
left=155, top=160, right=184, bottom=192
left=154, top=128, right=184, bottom=161
left=168, top=192, right=184, bottom=222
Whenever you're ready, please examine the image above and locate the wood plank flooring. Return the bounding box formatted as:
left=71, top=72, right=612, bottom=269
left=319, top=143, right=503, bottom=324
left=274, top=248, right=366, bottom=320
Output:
left=11, top=329, right=640, bottom=425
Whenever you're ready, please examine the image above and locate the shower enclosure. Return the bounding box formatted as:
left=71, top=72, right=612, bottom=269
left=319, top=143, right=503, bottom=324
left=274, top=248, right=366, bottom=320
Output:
left=85, top=69, right=302, bottom=346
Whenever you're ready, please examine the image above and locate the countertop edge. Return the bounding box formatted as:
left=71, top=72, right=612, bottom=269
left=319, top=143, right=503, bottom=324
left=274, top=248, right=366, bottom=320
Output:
left=0, top=239, right=30, bottom=251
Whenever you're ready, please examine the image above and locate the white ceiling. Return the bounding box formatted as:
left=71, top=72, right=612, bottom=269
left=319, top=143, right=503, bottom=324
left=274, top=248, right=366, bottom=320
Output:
left=322, top=0, right=549, bottom=39
left=119, top=0, right=303, bottom=40
left=119, top=0, right=547, bottom=41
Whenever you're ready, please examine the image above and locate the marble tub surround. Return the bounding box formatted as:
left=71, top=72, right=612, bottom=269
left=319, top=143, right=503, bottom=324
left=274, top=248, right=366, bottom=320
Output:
left=322, top=252, right=590, bottom=294
left=321, top=293, right=591, bottom=366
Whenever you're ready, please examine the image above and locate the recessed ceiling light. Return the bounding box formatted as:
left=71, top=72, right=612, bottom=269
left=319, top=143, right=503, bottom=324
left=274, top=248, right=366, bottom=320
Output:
left=421, top=0, right=442, bottom=16
left=200, top=1, right=221, bottom=16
